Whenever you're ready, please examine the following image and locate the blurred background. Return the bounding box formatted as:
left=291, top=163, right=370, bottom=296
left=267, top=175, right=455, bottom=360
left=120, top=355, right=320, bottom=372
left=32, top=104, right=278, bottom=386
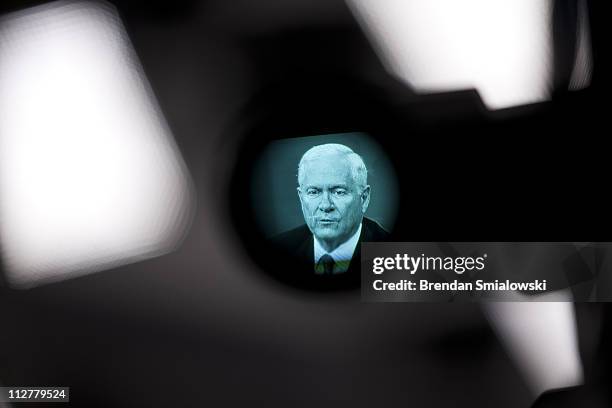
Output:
left=0, top=0, right=610, bottom=406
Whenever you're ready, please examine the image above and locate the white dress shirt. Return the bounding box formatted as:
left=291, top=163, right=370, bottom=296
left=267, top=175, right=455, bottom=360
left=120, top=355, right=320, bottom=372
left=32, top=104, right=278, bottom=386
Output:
left=313, top=223, right=362, bottom=275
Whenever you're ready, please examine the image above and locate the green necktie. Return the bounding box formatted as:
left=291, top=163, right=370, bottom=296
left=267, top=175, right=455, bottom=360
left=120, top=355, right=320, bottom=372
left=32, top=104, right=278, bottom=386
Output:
left=318, top=254, right=335, bottom=275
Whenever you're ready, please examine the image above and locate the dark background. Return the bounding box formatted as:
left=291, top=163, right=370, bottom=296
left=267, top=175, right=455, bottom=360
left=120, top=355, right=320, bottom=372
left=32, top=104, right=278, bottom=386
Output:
left=0, top=0, right=610, bottom=407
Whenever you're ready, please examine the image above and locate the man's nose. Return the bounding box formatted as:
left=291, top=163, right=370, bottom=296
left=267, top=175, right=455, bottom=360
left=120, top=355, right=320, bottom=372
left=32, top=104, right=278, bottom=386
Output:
left=318, top=192, right=335, bottom=212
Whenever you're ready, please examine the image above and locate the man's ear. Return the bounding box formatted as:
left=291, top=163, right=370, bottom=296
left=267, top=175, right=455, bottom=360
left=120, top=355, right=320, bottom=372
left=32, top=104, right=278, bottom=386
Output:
left=297, top=187, right=303, bottom=203
left=360, top=185, right=371, bottom=213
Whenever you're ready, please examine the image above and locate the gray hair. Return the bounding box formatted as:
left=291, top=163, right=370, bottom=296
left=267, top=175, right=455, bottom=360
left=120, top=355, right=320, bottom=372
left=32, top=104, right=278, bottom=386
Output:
left=297, top=143, right=368, bottom=190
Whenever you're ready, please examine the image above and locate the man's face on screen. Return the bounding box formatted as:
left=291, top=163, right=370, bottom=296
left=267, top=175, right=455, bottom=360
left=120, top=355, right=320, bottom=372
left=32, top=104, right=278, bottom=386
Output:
left=298, top=156, right=368, bottom=252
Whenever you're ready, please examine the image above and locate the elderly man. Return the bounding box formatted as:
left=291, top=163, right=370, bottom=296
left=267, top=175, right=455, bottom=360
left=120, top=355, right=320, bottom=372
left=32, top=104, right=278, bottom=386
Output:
left=273, top=143, right=389, bottom=285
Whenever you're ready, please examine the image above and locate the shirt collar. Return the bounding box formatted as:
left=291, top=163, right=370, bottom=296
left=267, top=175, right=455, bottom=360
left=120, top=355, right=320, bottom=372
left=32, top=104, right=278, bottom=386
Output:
left=314, top=223, right=362, bottom=265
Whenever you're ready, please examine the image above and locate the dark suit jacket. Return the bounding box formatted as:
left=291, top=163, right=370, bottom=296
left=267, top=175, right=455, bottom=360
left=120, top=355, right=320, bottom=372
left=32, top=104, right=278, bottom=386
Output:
left=270, top=217, right=390, bottom=290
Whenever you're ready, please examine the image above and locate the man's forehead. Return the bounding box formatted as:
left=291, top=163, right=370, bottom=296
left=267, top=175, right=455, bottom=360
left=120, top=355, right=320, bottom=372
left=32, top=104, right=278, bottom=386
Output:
left=301, top=157, right=352, bottom=179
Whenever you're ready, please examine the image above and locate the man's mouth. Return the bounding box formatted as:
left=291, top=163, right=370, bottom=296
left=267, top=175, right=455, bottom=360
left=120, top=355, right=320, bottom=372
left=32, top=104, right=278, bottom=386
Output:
left=318, top=219, right=339, bottom=225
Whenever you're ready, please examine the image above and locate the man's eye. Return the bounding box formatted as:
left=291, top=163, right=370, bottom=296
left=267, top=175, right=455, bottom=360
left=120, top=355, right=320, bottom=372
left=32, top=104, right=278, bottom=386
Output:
left=306, top=189, right=320, bottom=196
left=334, top=189, right=347, bottom=196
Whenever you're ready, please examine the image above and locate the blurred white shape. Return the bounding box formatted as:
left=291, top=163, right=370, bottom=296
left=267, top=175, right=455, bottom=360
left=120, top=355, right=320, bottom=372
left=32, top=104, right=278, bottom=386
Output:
left=484, top=299, right=584, bottom=398
left=346, top=0, right=554, bottom=110
left=0, top=1, right=194, bottom=288
left=568, top=0, right=593, bottom=91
